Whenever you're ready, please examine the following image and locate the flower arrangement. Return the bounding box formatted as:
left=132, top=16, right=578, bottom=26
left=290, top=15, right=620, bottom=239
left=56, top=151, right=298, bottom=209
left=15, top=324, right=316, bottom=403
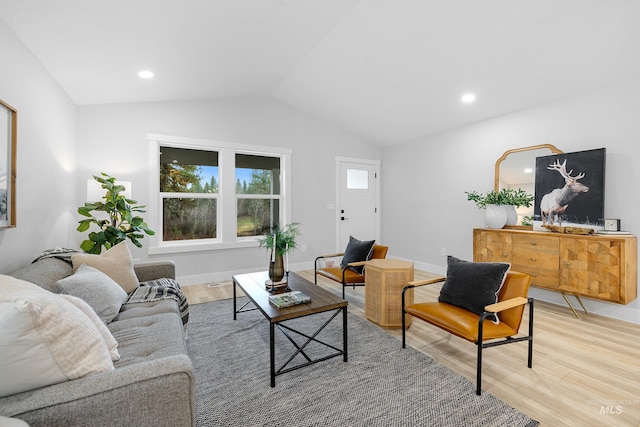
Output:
left=465, top=188, right=534, bottom=209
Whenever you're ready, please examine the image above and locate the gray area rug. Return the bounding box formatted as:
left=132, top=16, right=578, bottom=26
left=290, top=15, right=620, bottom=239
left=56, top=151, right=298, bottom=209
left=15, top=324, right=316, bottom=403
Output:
left=187, top=299, right=539, bottom=427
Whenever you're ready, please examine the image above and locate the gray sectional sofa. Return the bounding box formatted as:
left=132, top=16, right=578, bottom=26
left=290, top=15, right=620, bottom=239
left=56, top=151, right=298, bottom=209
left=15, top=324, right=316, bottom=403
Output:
left=0, top=257, right=195, bottom=427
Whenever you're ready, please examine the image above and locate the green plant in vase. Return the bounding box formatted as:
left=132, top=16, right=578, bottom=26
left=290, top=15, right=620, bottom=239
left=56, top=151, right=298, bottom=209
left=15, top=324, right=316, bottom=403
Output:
left=259, top=222, right=300, bottom=283
left=501, top=188, right=534, bottom=208
left=522, top=215, right=534, bottom=227
left=465, top=189, right=504, bottom=209
left=465, top=188, right=534, bottom=209
left=77, top=172, right=155, bottom=254
left=466, top=188, right=534, bottom=228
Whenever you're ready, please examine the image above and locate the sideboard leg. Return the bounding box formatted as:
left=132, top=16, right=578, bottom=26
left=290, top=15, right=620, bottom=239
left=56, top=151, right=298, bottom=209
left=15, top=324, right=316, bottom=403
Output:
left=561, top=292, right=588, bottom=319
left=574, top=295, right=589, bottom=315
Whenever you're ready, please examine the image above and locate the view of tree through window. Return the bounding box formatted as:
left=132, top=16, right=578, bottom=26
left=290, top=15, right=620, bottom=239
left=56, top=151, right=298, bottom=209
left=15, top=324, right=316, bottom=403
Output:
left=160, top=147, right=218, bottom=241
left=236, top=154, right=281, bottom=237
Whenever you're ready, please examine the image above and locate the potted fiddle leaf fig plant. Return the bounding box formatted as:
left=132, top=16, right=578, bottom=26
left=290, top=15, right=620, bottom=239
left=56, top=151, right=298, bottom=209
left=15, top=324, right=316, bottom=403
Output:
left=77, top=172, right=155, bottom=254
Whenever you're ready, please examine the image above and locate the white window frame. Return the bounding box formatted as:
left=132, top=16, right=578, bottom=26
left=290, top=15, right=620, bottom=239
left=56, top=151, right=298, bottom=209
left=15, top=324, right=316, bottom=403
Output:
left=148, top=134, right=292, bottom=255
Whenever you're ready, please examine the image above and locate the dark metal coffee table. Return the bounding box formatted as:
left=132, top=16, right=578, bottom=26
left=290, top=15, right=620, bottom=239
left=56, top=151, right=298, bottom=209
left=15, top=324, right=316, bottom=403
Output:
left=233, top=271, right=348, bottom=387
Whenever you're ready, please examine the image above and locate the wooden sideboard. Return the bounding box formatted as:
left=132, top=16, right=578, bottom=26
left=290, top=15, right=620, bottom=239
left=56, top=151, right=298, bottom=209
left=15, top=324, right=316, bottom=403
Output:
left=473, top=228, right=638, bottom=304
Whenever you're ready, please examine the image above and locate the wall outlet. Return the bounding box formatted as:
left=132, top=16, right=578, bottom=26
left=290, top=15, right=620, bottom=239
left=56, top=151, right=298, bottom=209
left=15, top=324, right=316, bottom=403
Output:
left=301, top=244, right=307, bottom=253
left=440, top=248, right=446, bottom=256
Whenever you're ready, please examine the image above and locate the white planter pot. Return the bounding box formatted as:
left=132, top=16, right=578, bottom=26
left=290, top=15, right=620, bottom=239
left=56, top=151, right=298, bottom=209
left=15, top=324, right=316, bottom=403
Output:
left=504, top=205, right=518, bottom=226
left=485, top=204, right=507, bottom=229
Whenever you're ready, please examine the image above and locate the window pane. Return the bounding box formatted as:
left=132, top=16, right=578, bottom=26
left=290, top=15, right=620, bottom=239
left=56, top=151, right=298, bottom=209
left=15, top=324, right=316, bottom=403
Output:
left=235, top=154, right=280, bottom=195
left=160, top=147, right=218, bottom=193
left=237, top=198, right=280, bottom=237
left=163, top=198, right=217, bottom=241
left=347, top=168, right=368, bottom=189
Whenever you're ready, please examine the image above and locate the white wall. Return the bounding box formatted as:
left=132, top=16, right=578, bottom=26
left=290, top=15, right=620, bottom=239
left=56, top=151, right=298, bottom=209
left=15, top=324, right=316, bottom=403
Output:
left=76, top=97, right=381, bottom=284
left=382, top=77, right=640, bottom=323
left=0, top=19, right=77, bottom=273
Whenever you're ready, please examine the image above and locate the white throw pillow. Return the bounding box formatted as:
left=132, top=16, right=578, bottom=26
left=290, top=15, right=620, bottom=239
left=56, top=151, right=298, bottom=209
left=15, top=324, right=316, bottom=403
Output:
left=56, top=264, right=128, bottom=323
left=71, top=241, right=140, bottom=294
left=59, top=294, right=121, bottom=362
left=0, top=292, right=114, bottom=398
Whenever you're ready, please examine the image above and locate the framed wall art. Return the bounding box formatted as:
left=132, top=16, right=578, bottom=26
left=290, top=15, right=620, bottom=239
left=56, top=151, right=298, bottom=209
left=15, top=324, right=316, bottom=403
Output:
left=0, top=99, right=17, bottom=229
left=534, top=148, right=605, bottom=231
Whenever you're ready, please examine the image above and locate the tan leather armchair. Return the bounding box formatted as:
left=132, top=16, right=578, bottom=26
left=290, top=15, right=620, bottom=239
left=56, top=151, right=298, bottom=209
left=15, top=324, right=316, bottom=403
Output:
left=402, top=271, right=534, bottom=395
left=314, top=245, right=389, bottom=298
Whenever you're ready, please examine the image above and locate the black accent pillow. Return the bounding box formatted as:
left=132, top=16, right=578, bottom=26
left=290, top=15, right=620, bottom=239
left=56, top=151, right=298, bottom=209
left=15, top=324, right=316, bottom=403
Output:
left=340, top=236, right=376, bottom=275
left=438, top=256, right=510, bottom=323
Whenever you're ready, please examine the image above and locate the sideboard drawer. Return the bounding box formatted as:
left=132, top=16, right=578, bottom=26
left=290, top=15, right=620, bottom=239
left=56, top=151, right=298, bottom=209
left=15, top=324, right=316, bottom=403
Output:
left=510, top=261, right=560, bottom=289
left=512, top=234, right=559, bottom=254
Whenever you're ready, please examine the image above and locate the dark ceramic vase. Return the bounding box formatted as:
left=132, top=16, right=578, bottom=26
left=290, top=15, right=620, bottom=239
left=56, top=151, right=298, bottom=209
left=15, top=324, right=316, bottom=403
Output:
left=269, top=253, right=285, bottom=282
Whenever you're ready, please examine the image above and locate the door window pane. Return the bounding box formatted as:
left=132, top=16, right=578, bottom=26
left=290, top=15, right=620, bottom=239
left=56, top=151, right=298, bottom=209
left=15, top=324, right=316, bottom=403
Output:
left=347, top=169, right=368, bottom=189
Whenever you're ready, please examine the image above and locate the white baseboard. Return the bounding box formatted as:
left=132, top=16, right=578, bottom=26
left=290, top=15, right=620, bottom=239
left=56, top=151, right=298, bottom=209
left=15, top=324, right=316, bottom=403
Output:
left=179, top=258, right=446, bottom=287
left=179, top=262, right=313, bottom=286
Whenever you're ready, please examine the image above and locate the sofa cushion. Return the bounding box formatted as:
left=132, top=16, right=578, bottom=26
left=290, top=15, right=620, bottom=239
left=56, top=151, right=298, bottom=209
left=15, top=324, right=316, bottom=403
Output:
left=340, top=236, right=375, bottom=274
left=115, top=299, right=180, bottom=323
left=56, top=264, right=128, bottom=324
left=108, top=313, right=187, bottom=368
left=9, top=257, right=74, bottom=293
left=0, top=275, right=114, bottom=398
left=438, top=256, right=510, bottom=323
left=59, top=294, right=121, bottom=362
left=71, top=241, right=140, bottom=293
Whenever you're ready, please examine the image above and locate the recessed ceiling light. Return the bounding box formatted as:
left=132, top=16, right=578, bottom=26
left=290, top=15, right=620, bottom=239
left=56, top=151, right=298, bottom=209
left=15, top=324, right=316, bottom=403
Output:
left=138, top=70, right=154, bottom=79
left=461, top=93, right=476, bottom=103
left=524, top=168, right=533, bottom=174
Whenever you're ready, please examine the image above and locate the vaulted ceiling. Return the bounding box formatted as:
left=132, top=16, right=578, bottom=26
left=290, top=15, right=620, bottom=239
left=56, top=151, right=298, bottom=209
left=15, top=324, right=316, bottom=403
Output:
left=1, top=0, right=639, bottom=145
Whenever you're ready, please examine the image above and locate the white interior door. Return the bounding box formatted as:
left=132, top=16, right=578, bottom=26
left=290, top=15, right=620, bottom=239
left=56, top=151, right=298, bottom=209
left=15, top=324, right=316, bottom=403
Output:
left=337, top=159, right=380, bottom=250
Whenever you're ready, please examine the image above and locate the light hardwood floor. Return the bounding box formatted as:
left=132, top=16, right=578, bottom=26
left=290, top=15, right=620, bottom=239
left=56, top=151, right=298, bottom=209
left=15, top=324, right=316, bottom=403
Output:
left=182, top=270, right=640, bottom=426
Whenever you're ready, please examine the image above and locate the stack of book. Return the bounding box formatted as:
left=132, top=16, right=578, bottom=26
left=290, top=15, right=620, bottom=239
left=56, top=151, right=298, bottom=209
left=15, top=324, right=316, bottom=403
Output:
left=268, top=291, right=311, bottom=308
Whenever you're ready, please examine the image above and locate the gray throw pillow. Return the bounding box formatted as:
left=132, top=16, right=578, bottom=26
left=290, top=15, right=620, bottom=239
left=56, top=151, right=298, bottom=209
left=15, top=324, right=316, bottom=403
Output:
left=340, top=236, right=375, bottom=275
left=438, top=256, right=510, bottom=323
left=56, top=264, right=128, bottom=324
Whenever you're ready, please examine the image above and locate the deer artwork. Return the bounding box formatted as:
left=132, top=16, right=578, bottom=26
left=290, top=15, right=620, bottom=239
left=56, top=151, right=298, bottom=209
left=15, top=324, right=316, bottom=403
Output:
left=540, top=159, right=589, bottom=226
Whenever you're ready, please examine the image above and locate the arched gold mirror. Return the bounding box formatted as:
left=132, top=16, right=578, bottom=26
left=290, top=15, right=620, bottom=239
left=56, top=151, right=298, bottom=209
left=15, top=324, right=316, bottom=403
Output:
left=495, top=144, right=562, bottom=226
left=495, top=144, right=563, bottom=191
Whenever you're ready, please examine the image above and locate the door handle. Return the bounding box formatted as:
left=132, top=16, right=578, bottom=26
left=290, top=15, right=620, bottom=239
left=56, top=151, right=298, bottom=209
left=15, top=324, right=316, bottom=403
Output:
left=341, top=216, right=349, bottom=221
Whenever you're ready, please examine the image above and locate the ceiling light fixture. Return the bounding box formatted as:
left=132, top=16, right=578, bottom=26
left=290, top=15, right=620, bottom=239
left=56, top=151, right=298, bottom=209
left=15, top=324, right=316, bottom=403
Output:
left=138, top=70, right=154, bottom=79
left=524, top=168, right=533, bottom=174
left=461, top=93, right=476, bottom=103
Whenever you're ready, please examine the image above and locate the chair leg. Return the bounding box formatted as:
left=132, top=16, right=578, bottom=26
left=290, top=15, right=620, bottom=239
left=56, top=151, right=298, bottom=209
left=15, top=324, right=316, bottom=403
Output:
left=476, top=342, right=483, bottom=395
left=401, top=287, right=408, bottom=349
left=528, top=298, right=534, bottom=368
left=476, top=314, right=486, bottom=396
left=402, top=311, right=407, bottom=348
